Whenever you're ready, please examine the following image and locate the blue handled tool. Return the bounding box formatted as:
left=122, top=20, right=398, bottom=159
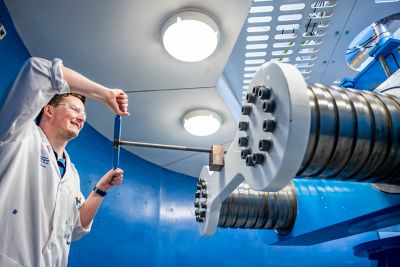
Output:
left=112, top=115, right=122, bottom=170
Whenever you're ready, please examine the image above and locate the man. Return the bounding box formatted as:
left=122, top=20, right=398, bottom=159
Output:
left=0, top=57, right=129, bottom=266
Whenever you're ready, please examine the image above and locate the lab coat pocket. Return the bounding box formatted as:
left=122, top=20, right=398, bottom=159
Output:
left=0, top=253, right=22, bottom=267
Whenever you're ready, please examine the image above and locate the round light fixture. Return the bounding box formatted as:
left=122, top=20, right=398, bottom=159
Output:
left=183, top=110, right=221, bottom=136
left=161, top=10, right=219, bottom=62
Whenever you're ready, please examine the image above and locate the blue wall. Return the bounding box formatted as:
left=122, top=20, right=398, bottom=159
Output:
left=1, top=2, right=373, bottom=266
left=0, top=0, right=30, bottom=102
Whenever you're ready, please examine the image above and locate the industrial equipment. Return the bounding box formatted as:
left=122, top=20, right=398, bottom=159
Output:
left=193, top=20, right=400, bottom=265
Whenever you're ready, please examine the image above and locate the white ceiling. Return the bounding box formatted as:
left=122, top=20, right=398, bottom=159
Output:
left=5, top=0, right=400, bottom=178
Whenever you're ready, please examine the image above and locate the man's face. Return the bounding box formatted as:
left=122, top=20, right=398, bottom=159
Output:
left=51, top=96, right=86, bottom=140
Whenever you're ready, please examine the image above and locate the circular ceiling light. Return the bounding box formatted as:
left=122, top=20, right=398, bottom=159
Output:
left=161, top=10, right=219, bottom=62
left=183, top=110, right=222, bottom=136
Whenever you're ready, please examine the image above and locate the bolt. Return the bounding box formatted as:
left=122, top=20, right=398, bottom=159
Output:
left=196, top=183, right=202, bottom=190
left=246, top=155, right=255, bottom=166
left=345, top=30, right=349, bottom=34
left=202, top=191, right=208, bottom=198
left=252, top=153, right=265, bottom=164
left=195, top=210, right=200, bottom=216
left=259, top=139, right=272, bottom=151
left=201, top=202, right=207, bottom=208
left=258, top=86, right=271, bottom=100
left=238, top=121, right=249, bottom=131
left=262, top=100, right=275, bottom=113
left=194, top=201, right=200, bottom=208
left=238, top=137, right=248, bottom=147
left=246, top=93, right=256, bottom=104
left=241, top=148, right=251, bottom=159
left=322, top=60, right=327, bottom=64
left=195, top=191, right=201, bottom=198
left=263, top=119, right=276, bottom=132
left=241, top=105, right=252, bottom=115
left=252, top=85, right=263, bottom=96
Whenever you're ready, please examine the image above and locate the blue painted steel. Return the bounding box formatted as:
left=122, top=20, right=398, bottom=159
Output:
left=345, top=26, right=375, bottom=71
left=0, top=0, right=30, bottom=105
left=354, top=235, right=400, bottom=261
left=341, top=36, right=400, bottom=90
left=259, top=180, right=400, bottom=246
left=113, top=115, right=121, bottom=170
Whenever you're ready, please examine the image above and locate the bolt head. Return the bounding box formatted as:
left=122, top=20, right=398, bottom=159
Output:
left=252, top=153, right=265, bottom=164
left=258, top=86, right=271, bottom=100
left=263, top=119, right=276, bottom=132
left=252, top=85, right=263, bottom=96
left=241, top=148, right=251, bottom=159
left=259, top=139, right=272, bottom=151
left=241, top=105, right=252, bottom=115
left=239, top=121, right=249, bottom=131
left=246, top=93, right=256, bottom=104
left=262, top=100, right=275, bottom=113
left=238, top=137, right=248, bottom=147
left=246, top=155, right=255, bottom=166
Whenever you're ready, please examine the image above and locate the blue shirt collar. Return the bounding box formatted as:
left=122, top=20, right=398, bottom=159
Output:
left=53, top=150, right=66, bottom=178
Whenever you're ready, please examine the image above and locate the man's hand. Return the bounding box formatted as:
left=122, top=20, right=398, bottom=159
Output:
left=61, top=65, right=130, bottom=116
left=96, top=168, right=124, bottom=192
left=106, top=89, right=130, bottom=116
left=80, top=168, right=124, bottom=229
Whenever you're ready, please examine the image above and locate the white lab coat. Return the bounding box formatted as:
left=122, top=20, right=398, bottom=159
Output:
left=0, top=58, right=91, bottom=267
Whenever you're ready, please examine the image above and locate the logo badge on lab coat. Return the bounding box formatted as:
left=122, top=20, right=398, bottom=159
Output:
left=40, top=155, right=50, bottom=168
left=75, top=197, right=82, bottom=207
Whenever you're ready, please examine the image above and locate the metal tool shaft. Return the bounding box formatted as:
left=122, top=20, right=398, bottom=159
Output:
left=117, top=140, right=213, bottom=153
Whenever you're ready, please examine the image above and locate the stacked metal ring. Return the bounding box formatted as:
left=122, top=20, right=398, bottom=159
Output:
left=218, top=182, right=297, bottom=234
left=298, top=84, right=400, bottom=184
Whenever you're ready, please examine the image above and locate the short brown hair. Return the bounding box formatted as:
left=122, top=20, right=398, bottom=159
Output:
left=35, top=93, right=86, bottom=125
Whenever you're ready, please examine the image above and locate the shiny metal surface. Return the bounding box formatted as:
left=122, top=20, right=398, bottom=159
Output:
left=298, top=84, right=400, bottom=184
left=218, top=182, right=297, bottom=234
left=336, top=89, right=374, bottom=179
left=321, top=86, right=355, bottom=178
left=118, top=140, right=213, bottom=153
left=375, top=94, right=400, bottom=183
left=300, top=85, right=337, bottom=176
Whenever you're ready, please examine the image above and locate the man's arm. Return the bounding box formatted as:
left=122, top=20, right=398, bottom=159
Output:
left=62, top=66, right=130, bottom=116
left=79, top=168, right=124, bottom=229
left=0, top=58, right=69, bottom=141
left=0, top=57, right=129, bottom=141
left=61, top=65, right=130, bottom=229
left=62, top=66, right=129, bottom=229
